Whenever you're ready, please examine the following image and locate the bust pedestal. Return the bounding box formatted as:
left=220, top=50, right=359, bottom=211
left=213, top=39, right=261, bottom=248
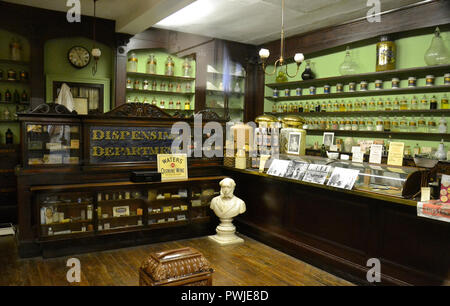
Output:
left=209, top=217, right=244, bottom=245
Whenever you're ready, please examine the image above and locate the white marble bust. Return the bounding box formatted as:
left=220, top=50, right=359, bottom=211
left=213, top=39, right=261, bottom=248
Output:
left=209, top=178, right=246, bottom=245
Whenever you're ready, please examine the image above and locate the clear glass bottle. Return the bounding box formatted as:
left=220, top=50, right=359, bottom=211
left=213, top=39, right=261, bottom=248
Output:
left=438, top=116, right=448, bottom=133
left=151, top=97, right=157, bottom=106
left=146, top=54, right=157, bottom=74
left=391, top=117, right=399, bottom=132
left=333, top=100, right=339, bottom=112
left=366, top=119, right=374, bottom=131
left=383, top=117, right=391, bottom=132
left=309, top=101, right=315, bottom=112
left=327, top=101, right=333, bottom=112
left=427, top=117, right=438, bottom=133
left=376, top=118, right=384, bottom=131
left=441, top=94, right=449, bottom=109
left=354, top=100, right=361, bottom=111
left=127, top=52, right=138, bottom=72
left=409, top=117, right=418, bottom=132
left=160, top=100, right=165, bottom=109
left=182, top=57, right=192, bottom=77
left=339, top=120, right=346, bottom=131
left=368, top=98, right=376, bottom=111
left=424, top=27, right=450, bottom=66
left=399, top=96, right=408, bottom=110
left=411, top=96, right=418, bottom=110
left=321, top=102, right=327, bottom=112
left=165, top=56, right=175, bottom=76
left=420, top=95, right=429, bottom=110
left=339, top=46, right=360, bottom=75
left=346, top=100, right=353, bottom=112
left=399, top=116, right=408, bottom=132
left=345, top=120, right=352, bottom=131
left=417, top=115, right=427, bottom=133
left=385, top=98, right=392, bottom=111
left=126, top=78, right=133, bottom=89
left=377, top=98, right=384, bottom=111
left=361, top=99, right=368, bottom=111
left=339, top=102, right=346, bottom=112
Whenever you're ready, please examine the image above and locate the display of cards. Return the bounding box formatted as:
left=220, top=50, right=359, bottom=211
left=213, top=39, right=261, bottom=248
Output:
left=284, top=161, right=309, bottom=181
left=302, top=164, right=332, bottom=185
left=266, top=159, right=291, bottom=177
left=327, top=167, right=360, bottom=190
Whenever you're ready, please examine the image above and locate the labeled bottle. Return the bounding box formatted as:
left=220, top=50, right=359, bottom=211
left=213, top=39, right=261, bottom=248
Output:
left=301, top=60, right=315, bottom=80
left=165, top=56, right=175, bottom=76
left=441, top=94, right=449, bottom=109
left=376, top=35, right=396, bottom=71
left=13, top=90, right=20, bottom=103
left=420, top=95, right=429, bottom=110
left=146, top=54, right=157, bottom=74
left=411, top=96, right=418, bottom=110
left=127, top=52, right=138, bottom=72
left=438, top=116, right=447, bottom=133
left=5, top=89, right=11, bottom=102
left=430, top=95, right=438, bottom=110
left=417, top=115, right=427, bottom=133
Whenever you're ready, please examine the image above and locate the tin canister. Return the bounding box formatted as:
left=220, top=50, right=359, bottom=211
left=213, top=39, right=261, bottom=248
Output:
left=360, top=81, right=368, bottom=91
left=285, top=88, right=290, bottom=97
left=336, top=83, right=344, bottom=93
left=426, top=75, right=435, bottom=86
left=375, top=80, right=383, bottom=90
left=408, top=77, right=417, bottom=88
left=445, top=73, right=450, bottom=85
left=296, top=88, right=302, bottom=96
left=309, top=86, right=316, bottom=95
left=392, top=78, right=400, bottom=89
left=349, top=82, right=356, bottom=92
left=324, top=85, right=331, bottom=94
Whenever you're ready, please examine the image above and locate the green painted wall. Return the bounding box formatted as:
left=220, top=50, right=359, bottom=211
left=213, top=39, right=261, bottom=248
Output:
left=126, top=50, right=196, bottom=111
left=264, top=27, right=450, bottom=153
left=0, top=29, right=30, bottom=144
left=44, top=37, right=113, bottom=111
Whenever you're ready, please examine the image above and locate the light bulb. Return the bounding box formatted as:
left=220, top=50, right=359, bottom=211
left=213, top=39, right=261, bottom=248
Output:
left=294, top=53, right=304, bottom=63
left=259, top=48, right=270, bottom=59
left=92, top=48, right=102, bottom=58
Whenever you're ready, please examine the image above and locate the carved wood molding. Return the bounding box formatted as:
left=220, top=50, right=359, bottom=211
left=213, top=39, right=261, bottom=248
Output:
left=105, top=103, right=173, bottom=118
left=27, top=103, right=77, bottom=115
left=191, top=110, right=223, bottom=121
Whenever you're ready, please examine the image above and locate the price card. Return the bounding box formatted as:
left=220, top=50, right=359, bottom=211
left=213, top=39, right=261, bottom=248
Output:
left=421, top=187, right=431, bottom=202
left=369, top=144, right=383, bottom=164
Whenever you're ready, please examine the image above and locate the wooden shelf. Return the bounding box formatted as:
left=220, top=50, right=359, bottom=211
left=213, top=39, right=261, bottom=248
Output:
left=207, top=107, right=244, bottom=111
left=147, top=219, right=189, bottom=229
left=40, top=231, right=94, bottom=242
left=40, top=201, right=92, bottom=208
left=0, top=59, right=30, bottom=66
left=0, top=101, right=30, bottom=105
left=266, top=85, right=450, bottom=101
left=41, top=219, right=91, bottom=227
left=148, top=210, right=188, bottom=217
left=266, top=64, right=450, bottom=89
left=267, top=109, right=450, bottom=117
left=126, top=88, right=194, bottom=97
left=206, top=89, right=243, bottom=96
left=0, top=79, right=30, bottom=85
left=98, top=215, right=143, bottom=222
left=305, top=129, right=450, bottom=141
left=127, top=72, right=195, bottom=82
left=0, top=120, right=19, bottom=123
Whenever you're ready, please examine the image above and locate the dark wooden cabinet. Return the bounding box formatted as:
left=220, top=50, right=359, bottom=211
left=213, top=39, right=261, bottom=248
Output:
left=0, top=144, right=19, bottom=224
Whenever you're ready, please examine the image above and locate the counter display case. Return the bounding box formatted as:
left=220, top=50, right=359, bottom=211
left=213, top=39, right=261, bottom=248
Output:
left=25, top=123, right=81, bottom=166
left=267, top=154, right=425, bottom=199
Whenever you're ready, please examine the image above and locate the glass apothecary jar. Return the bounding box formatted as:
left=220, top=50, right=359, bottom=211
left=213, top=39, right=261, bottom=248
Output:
left=182, top=57, right=192, bottom=77
left=165, top=56, right=175, bottom=76
left=417, top=116, right=427, bottom=132
left=280, top=115, right=306, bottom=155
left=127, top=52, right=138, bottom=72
left=424, top=27, right=450, bottom=66
left=409, top=117, right=418, bottom=132
left=427, top=117, right=438, bottom=133
left=146, top=54, right=157, bottom=74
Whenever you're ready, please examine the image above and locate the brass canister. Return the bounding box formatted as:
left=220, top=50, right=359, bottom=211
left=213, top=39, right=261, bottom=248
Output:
left=376, top=35, right=396, bottom=71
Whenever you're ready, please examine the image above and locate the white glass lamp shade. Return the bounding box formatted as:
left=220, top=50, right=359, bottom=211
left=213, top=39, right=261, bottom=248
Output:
left=259, top=48, right=270, bottom=59
left=294, top=53, right=304, bottom=63
left=92, top=48, right=102, bottom=58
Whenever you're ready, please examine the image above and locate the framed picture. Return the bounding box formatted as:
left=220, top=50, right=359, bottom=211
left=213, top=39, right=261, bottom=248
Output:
left=287, top=132, right=302, bottom=155
left=112, top=206, right=130, bottom=217
left=323, top=132, right=334, bottom=148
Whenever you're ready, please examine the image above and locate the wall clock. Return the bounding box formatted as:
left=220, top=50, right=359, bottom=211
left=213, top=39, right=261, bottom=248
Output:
left=67, top=46, right=91, bottom=69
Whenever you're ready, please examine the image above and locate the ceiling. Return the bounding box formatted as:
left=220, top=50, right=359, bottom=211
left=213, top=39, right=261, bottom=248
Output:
left=4, top=0, right=427, bottom=45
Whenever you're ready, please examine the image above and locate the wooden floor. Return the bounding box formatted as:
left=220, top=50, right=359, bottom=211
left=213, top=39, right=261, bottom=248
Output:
left=0, top=234, right=353, bottom=286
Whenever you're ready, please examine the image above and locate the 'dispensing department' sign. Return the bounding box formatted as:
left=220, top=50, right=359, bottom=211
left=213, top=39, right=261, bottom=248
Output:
left=89, top=126, right=176, bottom=163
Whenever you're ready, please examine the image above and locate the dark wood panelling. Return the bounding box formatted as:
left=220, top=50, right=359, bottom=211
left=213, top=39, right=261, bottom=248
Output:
left=225, top=168, right=450, bottom=286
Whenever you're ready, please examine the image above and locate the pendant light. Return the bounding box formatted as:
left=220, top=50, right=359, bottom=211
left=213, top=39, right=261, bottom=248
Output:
left=91, top=0, right=101, bottom=76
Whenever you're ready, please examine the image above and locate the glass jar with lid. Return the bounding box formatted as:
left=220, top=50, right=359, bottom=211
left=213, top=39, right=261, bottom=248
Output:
left=420, top=95, right=429, bottom=110
left=399, top=116, right=408, bottom=132
left=361, top=99, right=368, bottom=111
left=152, top=80, right=157, bottom=90
left=366, top=119, right=374, bottom=131
left=321, top=102, right=327, bottom=112
left=280, top=115, right=306, bottom=155
left=133, top=79, right=140, bottom=90
left=127, top=52, right=138, bottom=72
left=385, top=98, right=392, bottom=111
left=176, top=101, right=182, bottom=110
left=160, top=82, right=166, bottom=91
left=411, top=96, right=418, bottom=110
left=383, top=117, right=391, bottom=131
left=377, top=98, right=384, bottom=110
left=354, top=100, right=361, bottom=111
left=376, top=118, right=384, bottom=131
left=333, top=100, right=339, bottom=112
left=391, top=117, right=399, bottom=132
left=151, top=97, right=157, bottom=105
left=327, top=101, right=333, bottom=112
left=165, top=56, right=175, bottom=76
left=168, top=82, right=174, bottom=92
left=309, top=101, right=315, bottom=112
left=146, top=54, right=157, bottom=74
left=351, top=120, right=359, bottom=131
left=417, top=115, right=427, bottom=132
left=339, top=120, right=346, bottom=131
left=427, top=117, right=438, bottom=133
left=184, top=101, right=191, bottom=110
left=159, top=100, right=165, bottom=109
left=368, top=98, right=376, bottom=111
left=283, top=103, right=288, bottom=113
left=339, top=102, right=346, bottom=112
left=409, top=117, right=418, bottom=132
left=430, top=95, right=438, bottom=110
left=345, top=120, right=352, bottom=131
left=346, top=100, right=353, bottom=112
left=332, top=120, right=339, bottom=130
left=319, top=119, right=327, bottom=130
left=168, top=99, right=174, bottom=109
left=182, top=57, right=192, bottom=77
left=126, top=78, right=133, bottom=89
left=393, top=98, right=400, bottom=111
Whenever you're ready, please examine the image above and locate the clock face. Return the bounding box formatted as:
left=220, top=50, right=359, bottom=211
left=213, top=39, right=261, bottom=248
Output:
left=68, top=46, right=91, bottom=69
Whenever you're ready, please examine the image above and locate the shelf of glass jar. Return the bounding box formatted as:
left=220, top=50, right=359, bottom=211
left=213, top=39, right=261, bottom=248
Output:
left=266, top=85, right=450, bottom=101
left=126, top=79, right=194, bottom=97
left=299, top=116, right=448, bottom=137
left=270, top=94, right=450, bottom=114
left=265, top=64, right=450, bottom=89
left=127, top=96, right=194, bottom=111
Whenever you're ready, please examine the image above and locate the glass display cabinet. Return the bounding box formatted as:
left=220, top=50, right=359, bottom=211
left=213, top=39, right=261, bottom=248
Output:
left=206, top=62, right=246, bottom=122
left=97, top=188, right=145, bottom=232
left=271, top=155, right=425, bottom=198
left=25, top=122, right=81, bottom=166
left=190, top=182, right=220, bottom=221
left=38, top=191, right=94, bottom=239
left=147, top=186, right=190, bottom=227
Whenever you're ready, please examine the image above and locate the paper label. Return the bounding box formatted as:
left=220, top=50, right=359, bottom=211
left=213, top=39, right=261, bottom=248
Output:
left=369, top=144, right=383, bottom=164
left=387, top=142, right=404, bottom=166
left=421, top=187, right=431, bottom=202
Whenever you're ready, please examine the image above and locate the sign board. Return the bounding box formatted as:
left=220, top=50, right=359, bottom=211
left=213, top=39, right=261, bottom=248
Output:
left=157, top=154, right=188, bottom=181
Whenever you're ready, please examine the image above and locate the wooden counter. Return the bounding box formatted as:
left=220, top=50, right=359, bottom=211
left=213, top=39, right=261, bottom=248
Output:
left=223, top=167, right=450, bottom=286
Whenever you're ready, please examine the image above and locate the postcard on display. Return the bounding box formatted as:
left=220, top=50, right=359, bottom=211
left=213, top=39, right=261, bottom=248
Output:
left=287, top=132, right=302, bottom=155
left=284, top=160, right=309, bottom=181
left=327, top=167, right=360, bottom=190
left=351, top=146, right=364, bottom=163
left=369, top=144, right=383, bottom=164
left=266, top=159, right=291, bottom=177
left=302, top=164, right=332, bottom=185
left=322, top=132, right=334, bottom=148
